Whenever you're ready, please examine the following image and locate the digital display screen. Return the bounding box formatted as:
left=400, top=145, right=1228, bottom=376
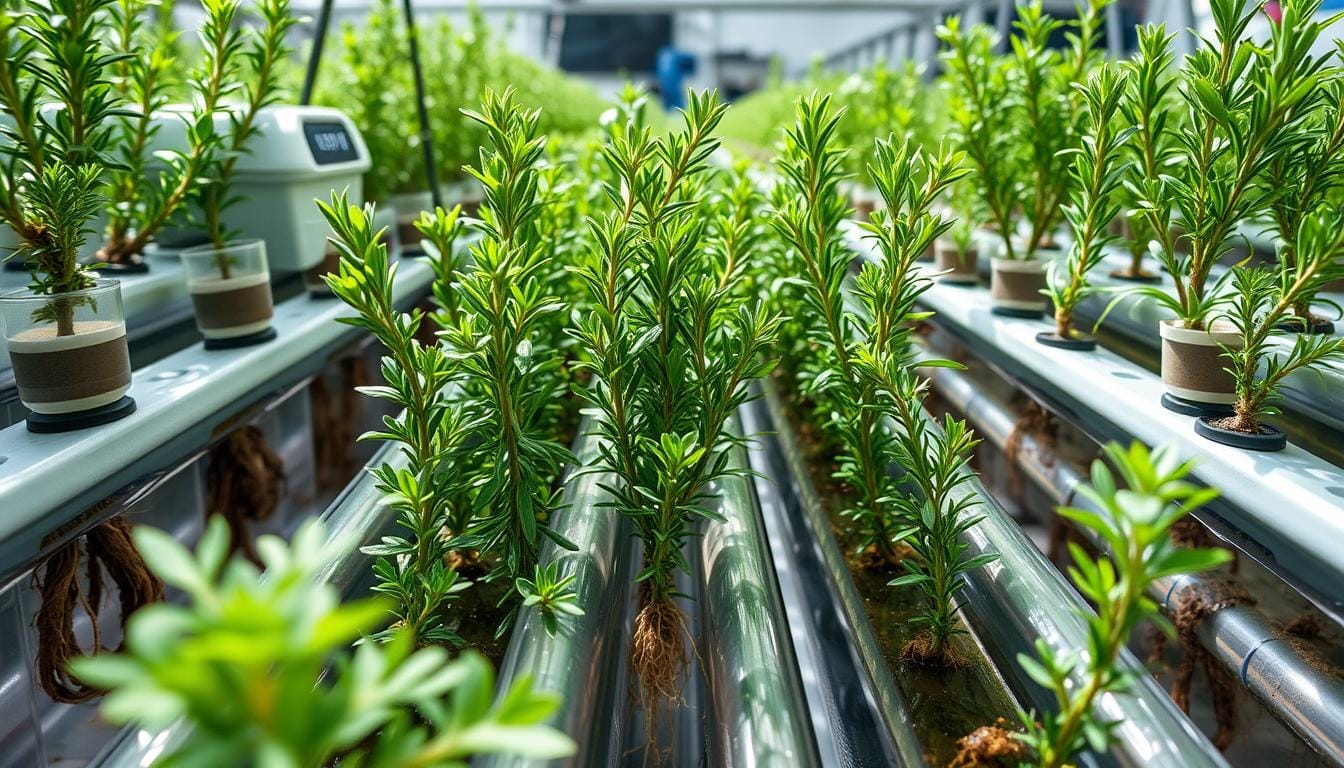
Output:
left=557, top=14, right=671, bottom=73
left=303, top=121, right=359, bottom=165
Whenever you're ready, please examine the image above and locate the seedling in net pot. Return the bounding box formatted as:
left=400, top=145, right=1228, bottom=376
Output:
left=1132, top=0, right=1335, bottom=414
left=1196, top=216, right=1344, bottom=452
left=0, top=0, right=137, bottom=430
left=1041, top=63, right=1134, bottom=351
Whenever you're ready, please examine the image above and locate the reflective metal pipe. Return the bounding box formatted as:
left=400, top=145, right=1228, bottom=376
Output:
left=697, top=439, right=822, bottom=767
left=743, top=387, right=928, bottom=767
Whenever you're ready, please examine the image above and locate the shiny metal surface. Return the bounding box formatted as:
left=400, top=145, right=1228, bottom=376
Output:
left=698, top=436, right=820, bottom=768
left=742, top=387, right=925, bottom=767
left=478, top=425, right=638, bottom=768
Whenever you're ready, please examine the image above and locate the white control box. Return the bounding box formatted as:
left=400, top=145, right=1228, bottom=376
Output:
left=151, top=105, right=371, bottom=273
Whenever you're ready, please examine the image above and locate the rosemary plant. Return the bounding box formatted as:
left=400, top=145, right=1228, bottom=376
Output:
left=96, top=0, right=245, bottom=267
left=0, top=0, right=121, bottom=325
left=319, top=192, right=472, bottom=646
left=447, top=88, right=575, bottom=594
left=772, top=93, right=899, bottom=566
left=414, top=204, right=466, bottom=331
left=97, top=0, right=174, bottom=268
left=199, top=0, right=295, bottom=271
left=14, top=164, right=105, bottom=332
left=1015, top=442, right=1230, bottom=768
left=516, top=560, right=585, bottom=636
left=573, top=89, right=779, bottom=703
left=1266, top=58, right=1344, bottom=332
left=1215, top=216, right=1344, bottom=438
left=1044, top=63, right=1133, bottom=345
left=1118, top=25, right=1181, bottom=282
left=938, top=18, right=1021, bottom=258
left=0, top=0, right=123, bottom=177
left=853, top=136, right=997, bottom=668
left=71, top=516, right=575, bottom=767
left=1134, top=0, right=1335, bottom=330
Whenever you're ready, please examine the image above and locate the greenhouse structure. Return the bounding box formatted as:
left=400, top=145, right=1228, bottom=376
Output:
left=4, top=0, right=1344, bottom=765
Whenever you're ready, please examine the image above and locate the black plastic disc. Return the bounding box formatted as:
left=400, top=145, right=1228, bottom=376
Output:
left=991, top=305, right=1045, bottom=320
left=98, top=259, right=151, bottom=275
left=1160, top=393, right=1236, bottom=418
left=1035, top=331, right=1097, bottom=351
left=4, top=259, right=34, bottom=272
left=1109, top=268, right=1162, bottom=284
left=1275, top=316, right=1335, bottom=335
left=1194, top=416, right=1286, bottom=452
left=307, top=289, right=339, bottom=300
left=203, top=326, right=277, bottom=351
left=939, top=276, right=978, bottom=286
left=26, top=396, right=137, bottom=434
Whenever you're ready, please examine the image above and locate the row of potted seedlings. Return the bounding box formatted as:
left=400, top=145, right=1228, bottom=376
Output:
left=815, top=0, right=1344, bottom=453
left=0, top=0, right=306, bottom=431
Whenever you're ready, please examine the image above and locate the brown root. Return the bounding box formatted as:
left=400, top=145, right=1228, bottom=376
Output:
left=948, top=718, right=1025, bottom=768
left=858, top=541, right=913, bottom=572
left=1004, top=401, right=1057, bottom=498
left=34, top=514, right=165, bottom=703
left=207, top=425, right=286, bottom=565
left=309, top=355, right=368, bottom=493
left=1169, top=579, right=1254, bottom=751
left=632, top=596, right=689, bottom=708
left=1283, top=612, right=1324, bottom=639
left=446, top=548, right=489, bottom=578
left=900, top=629, right=967, bottom=669
left=1170, top=516, right=1237, bottom=575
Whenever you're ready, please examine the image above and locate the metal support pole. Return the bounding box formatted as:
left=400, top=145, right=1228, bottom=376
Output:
left=1105, top=0, right=1123, bottom=58
left=400, top=0, right=442, bottom=208
left=299, top=0, right=335, bottom=105
left=995, top=0, right=1011, bottom=50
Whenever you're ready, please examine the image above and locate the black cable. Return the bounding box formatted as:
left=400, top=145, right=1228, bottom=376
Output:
left=400, top=0, right=442, bottom=208
left=299, top=0, right=335, bottom=106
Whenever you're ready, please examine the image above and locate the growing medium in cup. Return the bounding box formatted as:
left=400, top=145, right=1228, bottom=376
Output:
left=179, top=239, right=275, bottom=342
left=990, top=250, right=1051, bottom=318
left=1, top=279, right=132, bottom=416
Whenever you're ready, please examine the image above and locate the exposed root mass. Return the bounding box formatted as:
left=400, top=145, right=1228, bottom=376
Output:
left=632, top=596, right=689, bottom=707
left=948, top=719, right=1025, bottom=767
left=901, top=629, right=967, bottom=669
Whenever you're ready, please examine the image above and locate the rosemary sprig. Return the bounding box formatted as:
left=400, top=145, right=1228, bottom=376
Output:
left=1016, top=443, right=1230, bottom=767
left=1046, top=63, right=1134, bottom=341
left=319, top=192, right=472, bottom=646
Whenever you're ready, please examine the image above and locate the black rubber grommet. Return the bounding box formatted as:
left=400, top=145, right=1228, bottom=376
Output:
left=1160, top=393, right=1236, bottom=418
left=1109, top=269, right=1163, bottom=284
left=1275, top=317, right=1335, bottom=335
left=306, top=289, right=339, bottom=300
left=99, top=259, right=151, bottom=275
left=1035, top=331, right=1097, bottom=351
left=4, top=259, right=34, bottom=272
left=991, top=306, right=1046, bottom=319
left=26, top=396, right=137, bottom=434
left=203, top=326, right=278, bottom=351
left=1194, top=416, right=1287, bottom=452
left=939, top=276, right=978, bottom=286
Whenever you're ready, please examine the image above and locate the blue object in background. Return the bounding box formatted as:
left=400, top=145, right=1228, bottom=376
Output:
left=657, top=46, right=697, bottom=110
